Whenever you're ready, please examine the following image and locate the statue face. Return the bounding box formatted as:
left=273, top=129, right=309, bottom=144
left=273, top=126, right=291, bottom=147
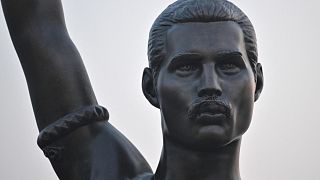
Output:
left=156, top=21, right=256, bottom=149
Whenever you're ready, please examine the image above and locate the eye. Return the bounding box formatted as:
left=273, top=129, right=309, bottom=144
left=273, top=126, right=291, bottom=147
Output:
left=178, top=64, right=198, bottom=71
left=218, top=63, right=241, bottom=75
left=175, top=64, right=200, bottom=76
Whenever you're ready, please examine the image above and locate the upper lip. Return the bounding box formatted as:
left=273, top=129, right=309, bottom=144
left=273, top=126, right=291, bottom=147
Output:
left=197, top=101, right=228, bottom=116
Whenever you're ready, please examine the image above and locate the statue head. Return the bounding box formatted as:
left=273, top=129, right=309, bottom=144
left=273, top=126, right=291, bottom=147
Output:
left=142, top=0, right=263, bottom=150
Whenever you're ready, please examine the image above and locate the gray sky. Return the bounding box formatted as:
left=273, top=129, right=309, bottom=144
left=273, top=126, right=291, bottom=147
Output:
left=0, top=0, right=320, bottom=179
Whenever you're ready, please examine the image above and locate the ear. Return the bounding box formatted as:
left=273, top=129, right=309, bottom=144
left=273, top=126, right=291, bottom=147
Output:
left=142, top=67, right=160, bottom=108
left=254, top=63, right=264, bottom=102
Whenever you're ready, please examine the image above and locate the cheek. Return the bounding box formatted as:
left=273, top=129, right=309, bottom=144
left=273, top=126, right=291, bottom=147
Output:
left=156, top=74, right=195, bottom=134
left=157, top=74, right=195, bottom=111
left=230, top=73, right=255, bottom=135
left=234, top=77, right=255, bottom=105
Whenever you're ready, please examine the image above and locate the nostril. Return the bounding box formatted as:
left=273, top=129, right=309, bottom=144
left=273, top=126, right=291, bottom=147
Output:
left=198, top=88, right=222, bottom=97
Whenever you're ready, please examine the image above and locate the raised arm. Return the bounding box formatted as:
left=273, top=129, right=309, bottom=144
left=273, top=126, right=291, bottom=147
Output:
left=1, top=0, right=97, bottom=130
left=1, top=1, right=153, bottom=179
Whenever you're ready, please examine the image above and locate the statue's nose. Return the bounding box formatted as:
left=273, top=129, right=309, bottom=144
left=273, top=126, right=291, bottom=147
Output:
left=197, top=64, right=222, bottom=97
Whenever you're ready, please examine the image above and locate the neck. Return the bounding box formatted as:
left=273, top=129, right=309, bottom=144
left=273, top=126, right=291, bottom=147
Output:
left=155, top=138, right=242, bottom=180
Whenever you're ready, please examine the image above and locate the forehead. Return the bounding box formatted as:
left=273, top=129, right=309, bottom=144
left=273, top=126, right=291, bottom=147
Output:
left=165, top=21, right=246, bottom=61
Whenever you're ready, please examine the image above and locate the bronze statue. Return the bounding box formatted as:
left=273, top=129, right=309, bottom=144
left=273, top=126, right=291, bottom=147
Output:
left=1, top=0, right=263, bottom=179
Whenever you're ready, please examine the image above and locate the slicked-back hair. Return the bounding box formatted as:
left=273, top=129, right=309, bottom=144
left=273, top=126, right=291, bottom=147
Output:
left=148, top=0, right=258, bottom=77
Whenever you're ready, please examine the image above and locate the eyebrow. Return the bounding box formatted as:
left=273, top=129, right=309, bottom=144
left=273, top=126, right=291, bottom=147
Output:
left=214, top=50, right=243, bottom=59
left=169, top=50, right=243, bottom=64
left=169, top=53, right=203, bottom=64
left=167, top=53, right=204, bottom=71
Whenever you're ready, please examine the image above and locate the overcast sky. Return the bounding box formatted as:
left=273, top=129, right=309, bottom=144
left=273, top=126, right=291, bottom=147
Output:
left=1, top=0, right=320, bottom=180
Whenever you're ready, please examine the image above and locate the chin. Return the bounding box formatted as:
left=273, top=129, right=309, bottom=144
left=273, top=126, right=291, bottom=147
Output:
left=197, top=134, right=236, bottom=150
left=166, top=127, right=240, bottom=151
left=195, top=135, right=242, bottom=151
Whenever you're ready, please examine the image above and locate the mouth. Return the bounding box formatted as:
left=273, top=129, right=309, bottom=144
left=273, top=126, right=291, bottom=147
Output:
left=195, top=102, right=229, bottom=125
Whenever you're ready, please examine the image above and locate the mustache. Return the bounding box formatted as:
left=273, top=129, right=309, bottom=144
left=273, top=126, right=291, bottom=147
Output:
left=187, top=96, right=231, bottom=120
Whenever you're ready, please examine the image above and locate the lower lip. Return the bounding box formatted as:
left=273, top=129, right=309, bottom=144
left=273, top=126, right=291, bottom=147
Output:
left=196, top=113, right=227, bottom=125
